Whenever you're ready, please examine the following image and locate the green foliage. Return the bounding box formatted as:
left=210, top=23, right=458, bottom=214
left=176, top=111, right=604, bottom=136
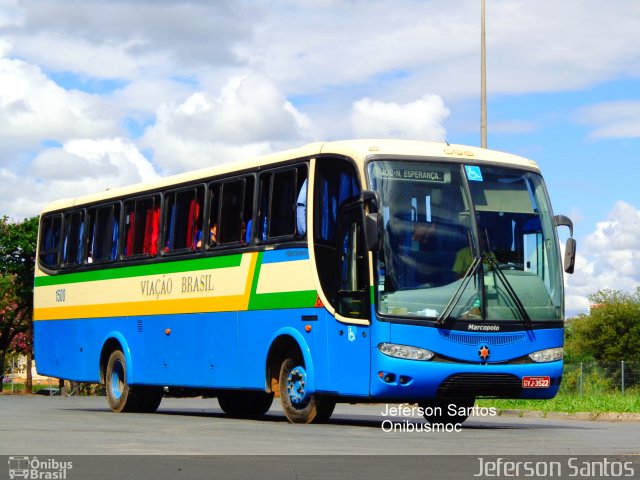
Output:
left=0, top=216, right=39, bottom=314
left=0, top=216, right=39, bottom=383
left=567, top=288, right=640, bottom=364
left=560, top=363, right=613, bottom=394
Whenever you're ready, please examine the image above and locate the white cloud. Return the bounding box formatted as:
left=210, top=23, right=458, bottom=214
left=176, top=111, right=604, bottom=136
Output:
left=5, top=0, right=252, bottom=80
left=6, top=0, right=639, bottom=104
left=577, top=101, right=640, bottom=139
left=565, top=201, right=640, bottom=315
left=0, top=138, right=160, bottom=220
left=52, top=138, right=160, bottom=186
left=139, top=74, right=319, bottom=173
left=350, top=95, right=449, bottom=140
left=240, top=0, right=640, bottom=99
left=0, top=56, right=119, bottom=159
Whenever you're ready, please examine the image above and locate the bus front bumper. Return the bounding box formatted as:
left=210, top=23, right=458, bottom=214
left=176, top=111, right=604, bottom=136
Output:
left=371, top=353, right=563, bottom=401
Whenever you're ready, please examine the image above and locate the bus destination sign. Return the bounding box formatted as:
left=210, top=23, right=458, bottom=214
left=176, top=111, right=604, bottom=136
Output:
left=380, top=168, right=446, bottom=183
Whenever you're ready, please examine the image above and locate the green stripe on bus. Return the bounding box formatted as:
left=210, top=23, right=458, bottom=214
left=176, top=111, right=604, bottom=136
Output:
left=246, top=252, right=317, bottom=310
left=248, top=251, right=264, bottom=307
left=34, top=254, right=243, bottom=287
left=249, top=290, right=318, bottom=310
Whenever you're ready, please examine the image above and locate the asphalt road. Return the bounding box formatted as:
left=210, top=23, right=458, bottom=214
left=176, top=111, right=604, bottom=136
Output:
left=0, top=395, right=638, bottom=456
left=1, top=395, right=639, bottom=480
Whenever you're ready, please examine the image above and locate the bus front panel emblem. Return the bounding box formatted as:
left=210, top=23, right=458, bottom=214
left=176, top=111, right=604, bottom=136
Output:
left=478, top=345, right=490, bottom=362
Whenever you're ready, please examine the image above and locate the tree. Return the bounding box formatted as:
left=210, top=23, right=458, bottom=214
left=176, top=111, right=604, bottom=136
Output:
left=572, top=288, right=640, bottom=361
left=567, top=288, right=640, bottom=389
left=0, top=216, right=39, bottom=390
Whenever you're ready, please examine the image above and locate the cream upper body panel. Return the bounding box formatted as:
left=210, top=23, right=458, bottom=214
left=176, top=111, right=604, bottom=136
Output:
left=40, top=139, right=539, bottom=214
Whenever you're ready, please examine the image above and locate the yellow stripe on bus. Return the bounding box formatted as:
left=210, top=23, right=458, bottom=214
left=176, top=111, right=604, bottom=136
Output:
left=33, top=294, right=250, bottom=321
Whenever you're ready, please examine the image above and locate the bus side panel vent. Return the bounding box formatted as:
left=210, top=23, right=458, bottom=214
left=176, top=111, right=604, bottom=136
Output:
left=137, top=319, right=144, bottom=333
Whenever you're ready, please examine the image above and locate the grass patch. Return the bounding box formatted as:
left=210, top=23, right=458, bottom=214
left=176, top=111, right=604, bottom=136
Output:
left=478, top=391, right=640, bottom=414
left=2, top=382, right=59, bottom=394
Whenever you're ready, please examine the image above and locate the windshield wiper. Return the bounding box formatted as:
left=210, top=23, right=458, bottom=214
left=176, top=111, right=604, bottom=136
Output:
left=435, top=256, right=481, bottom=326
left=485, top=256, right=533, bottom=329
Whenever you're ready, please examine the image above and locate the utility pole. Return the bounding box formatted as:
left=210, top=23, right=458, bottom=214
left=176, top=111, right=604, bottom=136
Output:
left=480, top=0, right=487, bottom=148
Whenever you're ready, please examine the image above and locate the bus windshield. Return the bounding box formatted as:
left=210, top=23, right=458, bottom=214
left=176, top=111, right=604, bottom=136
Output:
left=368, top=160, right=563, bottom=323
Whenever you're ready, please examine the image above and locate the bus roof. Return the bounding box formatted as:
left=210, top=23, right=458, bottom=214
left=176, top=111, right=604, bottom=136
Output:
left=40, top=139, right=539, bottom=214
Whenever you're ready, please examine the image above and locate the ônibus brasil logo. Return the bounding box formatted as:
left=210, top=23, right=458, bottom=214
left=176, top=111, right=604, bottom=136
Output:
left=8, top=456, right=73, bottom=479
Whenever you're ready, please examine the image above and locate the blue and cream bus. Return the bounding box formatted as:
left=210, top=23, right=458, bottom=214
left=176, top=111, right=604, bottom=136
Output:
left=33, top=139, right=576, bottom=424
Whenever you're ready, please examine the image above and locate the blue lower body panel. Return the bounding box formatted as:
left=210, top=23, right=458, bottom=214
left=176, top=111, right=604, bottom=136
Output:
left=34, top=311, right=564, bottom=403
left=33, top=307, right=334, bottom=391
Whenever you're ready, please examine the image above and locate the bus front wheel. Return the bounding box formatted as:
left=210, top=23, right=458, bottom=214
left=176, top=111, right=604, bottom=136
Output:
left=278, top=357, right=335, bottom=424
left=105, top=350, right=162, bottom=413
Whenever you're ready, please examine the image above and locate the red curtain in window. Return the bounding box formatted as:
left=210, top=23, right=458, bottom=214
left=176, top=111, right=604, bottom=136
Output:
left=125, top=212, right=135, bottom=257
left=150, top=206, right=160, bottom=256
left=186, top=199, right=200, bottom=249
left=143, top=205, right=160, bottom=256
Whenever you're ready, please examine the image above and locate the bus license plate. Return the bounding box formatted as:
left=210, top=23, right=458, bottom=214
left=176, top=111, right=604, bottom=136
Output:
left=522, top=376, right=550, bottom=388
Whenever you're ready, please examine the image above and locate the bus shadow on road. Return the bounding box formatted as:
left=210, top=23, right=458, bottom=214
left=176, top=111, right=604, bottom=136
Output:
left=151, top=407, right=585, bottom=431
left=62, top=403, right=591, bottom=432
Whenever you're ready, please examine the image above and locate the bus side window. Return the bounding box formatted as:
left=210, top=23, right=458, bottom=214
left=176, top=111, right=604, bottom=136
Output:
left=313, top=157, right=361, bottom=310
left=296, top=167, right=308, bottom=237
left=219, top=176, right=254, bottom=245
left=86, top=203, right=120, bottom=263
left=258, top=173, right=272, bottom=241
left=62, top=210, right=84, bottom=268
left=207, top=183, right=220, bottom=248
left=336, top=207, right=368, bottom=319
left=163, top=186, right=203, bottom=253
left=39, top=214, right=63, bottom=269
left=269, top=170, right=296, bottom=238
left=123, top=195, right=160, bottom=257
left=243, top=176, right=254, bottom=244
left=188, top=187, right=204, bottom=250
left=219, top=180, right=243, bottom=244
left=258, top=165, right=307, bottom=242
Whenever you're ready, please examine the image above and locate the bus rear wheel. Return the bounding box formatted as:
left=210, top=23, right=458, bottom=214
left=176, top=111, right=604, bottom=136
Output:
left=217, top=391, right=274, bottom=418
left=278, top=357, right=335, bottom=424
left=418, top=397, right=475, bottom=426
left=105, top=350, right=162, bottom=413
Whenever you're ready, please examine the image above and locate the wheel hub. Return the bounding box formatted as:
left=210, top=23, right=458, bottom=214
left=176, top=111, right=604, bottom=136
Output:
left=110, top=361, right=124, bottom=400
left=286, top=366, right=309, bottom=406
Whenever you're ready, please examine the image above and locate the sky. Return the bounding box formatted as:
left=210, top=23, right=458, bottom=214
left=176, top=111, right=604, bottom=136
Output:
left=1, top=0, right=639, bottom=316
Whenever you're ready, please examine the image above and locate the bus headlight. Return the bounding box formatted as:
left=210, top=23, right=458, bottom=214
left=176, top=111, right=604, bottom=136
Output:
left=378, top=343, right=435, bottom=361
left=528, top=347, right=563, bottom=363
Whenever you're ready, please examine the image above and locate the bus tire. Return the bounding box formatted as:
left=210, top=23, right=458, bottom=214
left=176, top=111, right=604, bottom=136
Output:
left=418, top=397, right=475, bottom=426
left=105, top=350, right=136, bottom=412
left=105, top=350, right=163, bottom=413
left=217, top=391, right=274, bottom=418
left=278, top=357, right=335, bottom=424
left=136, top=386, right=164, bottom=413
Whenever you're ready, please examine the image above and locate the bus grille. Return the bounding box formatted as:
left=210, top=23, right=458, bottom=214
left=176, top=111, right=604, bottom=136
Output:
left=438, top=331, right=526, bottom=346
left=437, top=373, right=522, bottom=398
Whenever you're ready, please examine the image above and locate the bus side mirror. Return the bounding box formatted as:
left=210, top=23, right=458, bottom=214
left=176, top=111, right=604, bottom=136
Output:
left=360, top=190, right=382, bottom=251
left=554, top=215, right=576, bottom=274
left=564, top=237, right=576, bottom=274
left=361, top=190, right=379, bottom=212
left=365, top=213, right=383, bottom=251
